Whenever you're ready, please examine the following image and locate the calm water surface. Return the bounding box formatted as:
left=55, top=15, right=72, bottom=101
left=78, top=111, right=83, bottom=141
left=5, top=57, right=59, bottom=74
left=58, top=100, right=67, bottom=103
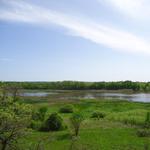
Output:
left=21, top=92, right=57, bottom=97
left=21, top=91, right=150, bottom=103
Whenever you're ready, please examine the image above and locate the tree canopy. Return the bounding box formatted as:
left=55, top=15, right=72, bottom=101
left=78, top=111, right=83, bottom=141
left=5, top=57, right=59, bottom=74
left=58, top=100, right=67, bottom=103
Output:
left=0, top=81, right=148, bottom=91
left=0, top=89, right=32, bottom=150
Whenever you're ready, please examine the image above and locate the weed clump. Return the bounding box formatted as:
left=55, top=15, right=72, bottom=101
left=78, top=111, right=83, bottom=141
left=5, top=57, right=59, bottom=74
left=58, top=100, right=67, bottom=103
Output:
left=137, top=129, right=150, bottom=137
left=59, top=104, right=74, bottom=113
left=91, top=111, right=106, bottom=119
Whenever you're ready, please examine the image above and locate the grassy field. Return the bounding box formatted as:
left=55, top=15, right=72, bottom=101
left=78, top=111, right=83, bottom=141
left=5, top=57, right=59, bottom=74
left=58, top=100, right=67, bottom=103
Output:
left=20, top=98, right=150, bottom=150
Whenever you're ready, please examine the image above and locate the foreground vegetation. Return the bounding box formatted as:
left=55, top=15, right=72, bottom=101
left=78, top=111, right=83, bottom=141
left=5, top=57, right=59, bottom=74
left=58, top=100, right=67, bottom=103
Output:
left=20, top=99, right=150, bottom=150
left=0, top=85, right=150, bottom=150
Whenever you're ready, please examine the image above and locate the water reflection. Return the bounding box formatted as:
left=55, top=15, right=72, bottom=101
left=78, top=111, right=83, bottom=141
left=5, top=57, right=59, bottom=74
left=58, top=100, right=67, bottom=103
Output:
left=21, top=91, right=150, bottom=103
left=21, top=92, right=57, bottom=97
left=94, top=93, right=150, bottom=102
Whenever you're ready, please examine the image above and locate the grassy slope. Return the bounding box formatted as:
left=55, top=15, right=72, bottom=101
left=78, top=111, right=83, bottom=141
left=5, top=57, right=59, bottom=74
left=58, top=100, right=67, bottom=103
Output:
left=20, top=99, right=150, bottom=150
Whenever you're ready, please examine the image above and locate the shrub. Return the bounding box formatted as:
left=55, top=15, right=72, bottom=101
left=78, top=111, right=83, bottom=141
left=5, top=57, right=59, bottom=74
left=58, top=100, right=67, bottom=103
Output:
left=137, top=129, right=150, bottom=137
left=144, top=112, right=150, bottom=128
left=91, top=111, right=106, bottom=119
left=70, top=112, right=84, bottom=136
left=38, top=106, right=48, bottom=121
left=59, top=104, right=74, bottom=113
left=43, top=113, right=63, bottom=131
left=32, top=106, right=48, bottom=121
left=30, top=120, right=42, bottom=130
left=122, top=118, right=137, bottom=126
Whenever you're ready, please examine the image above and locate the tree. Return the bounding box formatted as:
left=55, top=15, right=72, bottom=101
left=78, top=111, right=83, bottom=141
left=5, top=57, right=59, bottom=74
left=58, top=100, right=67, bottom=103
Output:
left=0, top=84, right=8, bottom=101
left=0, top=96, right=32, bottom=150
left=70, top=113, right=84, bottom=136
left=8, top=84, right=22, bottom=102
left=0, top=83, right=22, bottom=102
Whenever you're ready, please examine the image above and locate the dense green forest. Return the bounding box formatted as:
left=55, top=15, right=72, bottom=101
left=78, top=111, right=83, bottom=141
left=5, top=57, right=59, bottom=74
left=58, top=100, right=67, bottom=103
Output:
left=0, top=81, right=150, bottom=91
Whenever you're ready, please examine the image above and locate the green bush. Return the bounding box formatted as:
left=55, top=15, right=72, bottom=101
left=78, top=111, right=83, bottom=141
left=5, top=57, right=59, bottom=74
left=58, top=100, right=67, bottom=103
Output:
left=38, top=106, right=48, bottom=121
left=30, top=120, right=42, bottom=130
left=42, top=113, right=63, bottom=131
left=144, top=112, right=150, bottom=128
left=137, top=129, right=150, bottom=137
left=32, top=106, right=48, bottom=121
left=91, top=111, right=106, bottom=119
left=59, top=104, right=74, bottom=113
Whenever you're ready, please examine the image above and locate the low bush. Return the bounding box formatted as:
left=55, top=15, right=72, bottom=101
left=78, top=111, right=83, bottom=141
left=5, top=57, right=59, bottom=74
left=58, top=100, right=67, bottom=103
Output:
left=59, top=104, right=74, bottom=113
left=30, top=120, right=42, bottom=130
left=122, top=118, right=138, bottom=126
left=91, top=111, right=106, bottom=119
left=42, top=113, right=63, bottom=131
left=32, top=106, right=48, bottom=121
left=38, top=106, right=48, bottom=121
left=144, top=112, right=150, bottom=128
left=137, top=129, right=150, bottom=137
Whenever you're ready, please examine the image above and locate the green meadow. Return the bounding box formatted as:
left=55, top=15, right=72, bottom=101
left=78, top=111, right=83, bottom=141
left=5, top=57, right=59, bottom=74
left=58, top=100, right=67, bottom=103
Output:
left=19, top=98, right=150, bottom=150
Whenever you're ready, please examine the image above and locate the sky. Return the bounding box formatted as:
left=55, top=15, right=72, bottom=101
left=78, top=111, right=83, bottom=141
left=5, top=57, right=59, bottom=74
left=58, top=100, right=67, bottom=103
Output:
left=1, top=0, right=150, bottom=82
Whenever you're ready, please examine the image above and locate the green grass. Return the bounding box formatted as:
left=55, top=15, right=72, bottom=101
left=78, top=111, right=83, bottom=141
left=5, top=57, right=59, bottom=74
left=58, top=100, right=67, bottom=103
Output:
left=20, top=98, right=150, bottom=150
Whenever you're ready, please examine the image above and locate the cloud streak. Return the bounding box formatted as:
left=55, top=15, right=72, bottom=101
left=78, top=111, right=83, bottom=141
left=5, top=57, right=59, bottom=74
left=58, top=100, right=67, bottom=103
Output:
left=99, top=0, right=150, bottom=20
left=0, top=0, right=150, bottom=54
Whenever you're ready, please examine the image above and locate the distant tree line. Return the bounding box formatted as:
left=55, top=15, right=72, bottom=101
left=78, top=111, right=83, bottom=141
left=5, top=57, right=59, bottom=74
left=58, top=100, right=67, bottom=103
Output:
left=0, top=81, right=150, bottom=91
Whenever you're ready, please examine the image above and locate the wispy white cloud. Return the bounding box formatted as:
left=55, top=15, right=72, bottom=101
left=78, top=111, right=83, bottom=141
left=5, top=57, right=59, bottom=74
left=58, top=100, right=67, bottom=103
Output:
left=0, top=0, right=150, bottom=54
left=99, top=0, right=150, bottom=20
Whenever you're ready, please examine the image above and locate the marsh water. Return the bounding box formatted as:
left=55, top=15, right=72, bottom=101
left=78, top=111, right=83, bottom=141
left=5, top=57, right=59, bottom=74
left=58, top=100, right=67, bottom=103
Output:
left=20, top=90, right=150, bottom=103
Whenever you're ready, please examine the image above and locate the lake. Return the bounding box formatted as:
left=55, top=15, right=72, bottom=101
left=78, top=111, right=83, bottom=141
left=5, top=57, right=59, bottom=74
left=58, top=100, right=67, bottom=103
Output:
left=20, top=90, right=150, bottom=103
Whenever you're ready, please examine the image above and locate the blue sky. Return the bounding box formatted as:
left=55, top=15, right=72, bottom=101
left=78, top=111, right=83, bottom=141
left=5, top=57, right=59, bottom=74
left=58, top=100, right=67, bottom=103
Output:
left=1, top=0, right=150, bottom=81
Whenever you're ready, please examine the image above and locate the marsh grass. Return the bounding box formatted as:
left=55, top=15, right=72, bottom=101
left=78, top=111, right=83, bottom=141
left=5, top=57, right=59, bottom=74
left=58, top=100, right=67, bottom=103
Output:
left=107, top=109, right=147, bottom=126
left=18, top=98, right=150, bottom=150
